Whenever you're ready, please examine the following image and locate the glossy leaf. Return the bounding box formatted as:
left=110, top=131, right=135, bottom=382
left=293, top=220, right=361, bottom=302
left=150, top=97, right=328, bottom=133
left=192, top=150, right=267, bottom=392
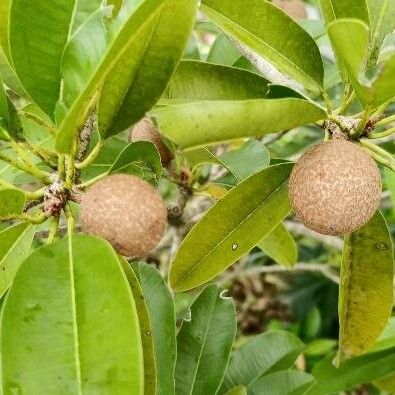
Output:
left=133, top=262, right=177, bottom=395
left=328, top=19, right=395, bottom=107
left=0, top=222, right=35, bottom=298
left=152, top=99, right=326, bottom=150
left=0, top=0, right=11, bottom=58
left=98, top=0, right=198, bottom=138
left=337, top=211, right=393, bottom=363
left=221, top=331, right=305, bottom=392
left=169, top=163, right=293, bottom=292
left=0, top=72, right=21, bottom=139
left=257, top=223, right=298, bottom=267
left=109, top=141, right=162, bottom=183
left=56, top=0, right=172, bottom=153
left=0, top=49, right=26, bottom=97
left=225, top=386, right=248, bottom=395
left=367, top=0, right=395, bottom=67
left=201, top=0, right=324, bottom=92
left=219, top=139, right=270, bottom=181
left=207, top=34, right=241, bottom=66
left=164, top=61, right=268, bottom=102
left=319, top=0, right=369, bottom=25
left=305, top=348, right=395, bottom=394
left=175, top=285, right=236, bottom=395
left=0, top=189, right=26, bottom=219
left=9, top=0, right=76, bottom=116
left=248, top=370, right=314, bottom=395
left=121, top=259, right=156, bottom=395
left=72, top=0, right=103, bottom=32
left=0, top=234, right=144, bottom=394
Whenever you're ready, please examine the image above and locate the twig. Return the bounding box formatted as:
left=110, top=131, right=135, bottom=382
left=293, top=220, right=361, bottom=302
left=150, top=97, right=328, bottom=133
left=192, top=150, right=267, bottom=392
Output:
left=220, top=263, right=340, bottom=285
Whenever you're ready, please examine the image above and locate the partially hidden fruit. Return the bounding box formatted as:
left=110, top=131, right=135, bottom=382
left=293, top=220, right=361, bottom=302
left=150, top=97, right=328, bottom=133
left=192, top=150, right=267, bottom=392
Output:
left=80, top=174, right=167, bottom=257
left=129, top=117, right=173, bottom=165
left=273, top=0, right=307, bottom=20
left=289, top=139, right=381, bottom=236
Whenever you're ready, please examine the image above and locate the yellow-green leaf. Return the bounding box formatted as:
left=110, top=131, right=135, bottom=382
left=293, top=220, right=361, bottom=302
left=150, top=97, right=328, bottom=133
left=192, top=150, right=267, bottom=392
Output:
left=337, top=211, right=394, bottom=364
left=169, top=163, right=293, bottom=292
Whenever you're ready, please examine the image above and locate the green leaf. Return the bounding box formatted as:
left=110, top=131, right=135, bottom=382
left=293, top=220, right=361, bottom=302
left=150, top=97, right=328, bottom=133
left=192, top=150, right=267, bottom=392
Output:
left=133, top=262, right=177, bottom=395
left=55, top=0, right=175, bottom=153
left=337, top=211, right=393, bottom=363
left=218, top=139, right=270, bottom=181
left=225, top=386, right=248, bottom=395
left=319, top=0, right=370, bottom=25
left=220, top=331, right=305, bottom=392
left=328, top=19, right=395, bottom=107
left=164, top=61, right=268, bottom=102
left=0, top=189, right=26, bottom=219
left=72, top=0, right=103, bottom=32
left=0, top=0, right=11, bottom=59
left=257, top=223, right=298, bottom=267
left=248, top=370, right=314, bottom=395
left=201, top=0, right=324, bottom=92
left=175, top=285, right=236, bottom=395
left=305, top=348, right=395, bottom=395
left=0, top=222, right=35, bottom=298
left=0, top=48, right=26, bottom=97
left=169, top=163, right=293, bottom=292
left=120, top=259, right=156, bottom=395
left=366, top=0, right=395, bottom=67
left=152, top=99, right=326, bottom=150
left=109, top=141, right=162, bottom=183
left=98, top=0, right=198, bottom=139
left=0, top=234, right=144, bottom=394
left=207, top=34, right=241, bottom=66
left=9, top=0, right=76, bottom=116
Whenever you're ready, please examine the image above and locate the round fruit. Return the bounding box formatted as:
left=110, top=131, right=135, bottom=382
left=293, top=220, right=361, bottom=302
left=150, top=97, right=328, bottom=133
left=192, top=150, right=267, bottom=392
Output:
left=129, top=117, right=173, bottom=165
left=80, top=174, right=167, bottom=257
left=273, top=0, right=307, bottom=20
left=289, top=139, right=381, bottom=235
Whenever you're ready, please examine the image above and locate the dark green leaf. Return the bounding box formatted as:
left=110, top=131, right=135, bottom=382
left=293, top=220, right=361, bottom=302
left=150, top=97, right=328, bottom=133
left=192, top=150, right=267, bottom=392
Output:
left=0, top=222, right=35, bottom=298
left=175, top=285, right=236, bottom=395
left=9, top=0, right=76, bottom=116
left=0, top=234, right=144, bottom=394
left=337, top=211, right=393, bottom=363
left=152, top=99, right=326, bottom=150
left=201, top=0, right=324, bottom=91
left=169, top=163, right=293, bottom=292
left=98, top=0, right=198, bottom=138
left=133, top=262, right=177, bottom=395
left=164, top=61, right=268, bottom=102
left=221, top=331, right=305, bottom=392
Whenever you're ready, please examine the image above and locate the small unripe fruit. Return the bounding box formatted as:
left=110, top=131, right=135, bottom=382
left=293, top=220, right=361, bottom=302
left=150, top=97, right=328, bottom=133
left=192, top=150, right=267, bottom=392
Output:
left=273, top=0, right=307, bottom=20
left=289, top=139, right=381, bottom=236
left=80, top=174, right=167, bottom=257
left=129, top=117, right=173, bottom=165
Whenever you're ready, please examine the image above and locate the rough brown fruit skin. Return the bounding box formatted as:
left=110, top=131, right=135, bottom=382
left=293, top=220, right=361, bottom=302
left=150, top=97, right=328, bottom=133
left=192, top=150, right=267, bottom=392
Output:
left=80, top=174, right=167, bottom=257
left=129, top=117, right=173, bottom=165
left=289, top=139, right=381, bottom=236
left=273, top=0, right=307, bottom=20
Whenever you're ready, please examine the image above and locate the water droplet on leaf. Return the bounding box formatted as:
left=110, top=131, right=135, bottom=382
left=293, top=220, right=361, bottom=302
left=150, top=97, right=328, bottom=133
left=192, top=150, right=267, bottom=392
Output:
left=232, top=243, right=238, bottom=251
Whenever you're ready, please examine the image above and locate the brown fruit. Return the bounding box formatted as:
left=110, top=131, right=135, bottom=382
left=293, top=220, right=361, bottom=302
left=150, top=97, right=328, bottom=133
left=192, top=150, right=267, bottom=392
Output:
left=129, top=117, right=173, bottom=165
left=80, top=174, right=167, bottom=257
left=273, top=0, right=307, bottom=20
left=289, top=139, right=381, bottom=236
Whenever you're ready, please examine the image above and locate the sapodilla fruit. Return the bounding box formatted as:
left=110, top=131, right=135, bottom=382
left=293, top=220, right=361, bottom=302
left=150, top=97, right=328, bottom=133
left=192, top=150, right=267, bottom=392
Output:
left=80, top=174, right=167, bottom=257
left=289, top=139, right=381, bottom=236
left=129, top=117, right=173, bottom=165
